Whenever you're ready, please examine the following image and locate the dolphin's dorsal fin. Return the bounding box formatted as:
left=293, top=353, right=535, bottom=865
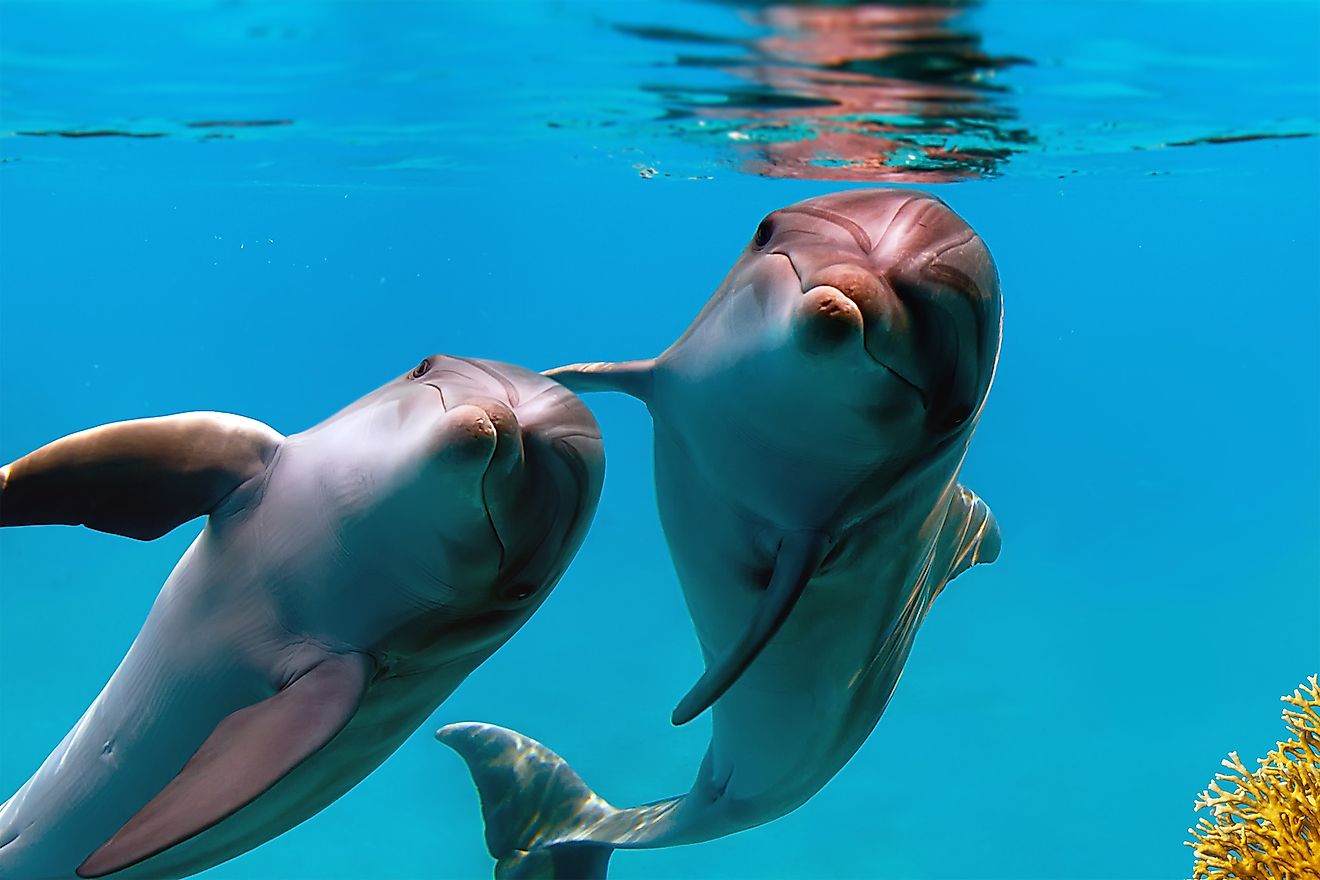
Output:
left=937, top=484, right=1000, bottom=594
left=545, top=359, right=656, bottom=403
left=672, top=530, right=829, bottom=725
left=77, top=652, right=373, bottom=878
left=0, top=412, right=283, bottom=541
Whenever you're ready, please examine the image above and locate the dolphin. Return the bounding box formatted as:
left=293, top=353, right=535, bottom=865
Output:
left=0, top=355, right=603, bottom=880
left=438, top=189, right=1003, bottom=878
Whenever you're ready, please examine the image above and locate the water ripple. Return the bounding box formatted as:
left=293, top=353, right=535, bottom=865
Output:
left=615, top=2, right=1035, bottom=181
left=609, top=0, right=1319, bottom=182
left=1, top=1, right=1315, bottom=185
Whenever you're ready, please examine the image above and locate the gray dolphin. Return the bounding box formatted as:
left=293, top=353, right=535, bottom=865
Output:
left=438, top=189, right=1002, bottom=878
left=0, top=355, right=603, bottom=879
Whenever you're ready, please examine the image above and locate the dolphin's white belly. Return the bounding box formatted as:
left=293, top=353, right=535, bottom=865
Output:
left=713, top=569, right=927, bottom=803
left=653, top=426, right=938, bottom=819
left=0, top=530, right=281, bottom=880
left=653, top=343, right=891, bottom=530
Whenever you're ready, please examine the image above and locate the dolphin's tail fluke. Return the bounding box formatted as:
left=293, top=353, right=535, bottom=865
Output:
left=488, top=844, right=611, bottom=880
left=439, top=722, right=686, bottom=879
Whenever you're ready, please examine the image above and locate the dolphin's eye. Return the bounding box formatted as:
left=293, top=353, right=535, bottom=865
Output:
left=752, top=217, right=775, bottom=249
left=410, top=358, right=432, bottom=379
left=500, top=583, right=537, bottom=603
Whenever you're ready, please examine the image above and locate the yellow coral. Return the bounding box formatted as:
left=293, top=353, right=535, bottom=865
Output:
left=1187, top=675, right=1320, bottom=879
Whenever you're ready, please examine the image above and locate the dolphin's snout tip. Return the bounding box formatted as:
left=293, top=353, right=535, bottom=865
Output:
left=452, top=406, right=499, bottom=443
left=794, top=285, right=865, bottom=355
left=433, top=404, right=501, bottom=468
left=792, top=262, right=903, bottom=361
left=806, top=264, right=885, bottom=310
left=473, top=399, right=524, bottom=467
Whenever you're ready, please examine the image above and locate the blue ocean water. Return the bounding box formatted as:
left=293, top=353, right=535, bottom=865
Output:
left=1, top=1, right=1317, bottom=878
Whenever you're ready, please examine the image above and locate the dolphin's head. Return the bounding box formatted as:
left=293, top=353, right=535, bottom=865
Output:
left=732, top=188, right=1002, bottom=438
left=301, top=355, right=603, bottom=649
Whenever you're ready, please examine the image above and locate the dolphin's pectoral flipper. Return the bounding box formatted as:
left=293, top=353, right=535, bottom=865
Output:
left=544, top=359, right=656, bottom=402
left=672, top=530, right=830, bottom=726
left=936, top=484, right=1000, bottom=595
left=77, top=652, right=373, bottom=879
left=0, top=412, right=283, bottom=540
left=437, top=723, right=618, bottom=880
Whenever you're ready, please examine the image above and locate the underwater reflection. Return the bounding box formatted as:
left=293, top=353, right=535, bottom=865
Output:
left=617, top=0, right=1033, bottom=182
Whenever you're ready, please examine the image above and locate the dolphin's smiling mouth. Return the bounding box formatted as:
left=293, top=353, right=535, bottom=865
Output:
left=423, top=379, right=454, bottom=410
left=868, top=354, right=928, bottom=411
left=421, top=379, right=508, bottom=570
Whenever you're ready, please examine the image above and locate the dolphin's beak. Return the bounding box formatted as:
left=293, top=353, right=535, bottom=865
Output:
left=475, top=400, right=526, bottom=573
left=416, top=403, right=504, bottom=556
left=783, top=257, right=931, bottom=407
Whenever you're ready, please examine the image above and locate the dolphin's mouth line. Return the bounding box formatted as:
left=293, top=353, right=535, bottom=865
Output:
left=874, top=360, right=928, bottom=411
left=423, top=381, right=449, bottom=410
left=775, top=252, right=929, bottom=410
left=423, top=379, right=507, bottom=569
left=481, top=472, right=507, bottom=572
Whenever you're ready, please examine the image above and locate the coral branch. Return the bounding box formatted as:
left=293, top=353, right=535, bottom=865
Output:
left=1186, top=675, right=1320, bottom=879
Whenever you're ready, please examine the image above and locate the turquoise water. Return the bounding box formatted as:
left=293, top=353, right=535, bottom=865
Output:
left=1, top=1, right=1318, bottom=878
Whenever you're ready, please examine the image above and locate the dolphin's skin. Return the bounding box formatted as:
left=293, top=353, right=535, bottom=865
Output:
left=438, top=190, right=1002, bottom=878
left=0, top=356, right=603, bottom=880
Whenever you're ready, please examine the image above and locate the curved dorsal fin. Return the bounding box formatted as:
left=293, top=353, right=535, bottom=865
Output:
left=931, top=484, right=1000, bottom=604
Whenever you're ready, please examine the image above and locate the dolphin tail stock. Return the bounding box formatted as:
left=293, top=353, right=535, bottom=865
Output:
left=437, top=722, right=682, bottom=880
left=544, top=359, right=655, bottom=402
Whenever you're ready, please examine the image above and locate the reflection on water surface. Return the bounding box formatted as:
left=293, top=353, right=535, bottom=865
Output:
left=0, top=0, right=1315, bottom=184
left=619, top=1, right=1032, bottom=181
